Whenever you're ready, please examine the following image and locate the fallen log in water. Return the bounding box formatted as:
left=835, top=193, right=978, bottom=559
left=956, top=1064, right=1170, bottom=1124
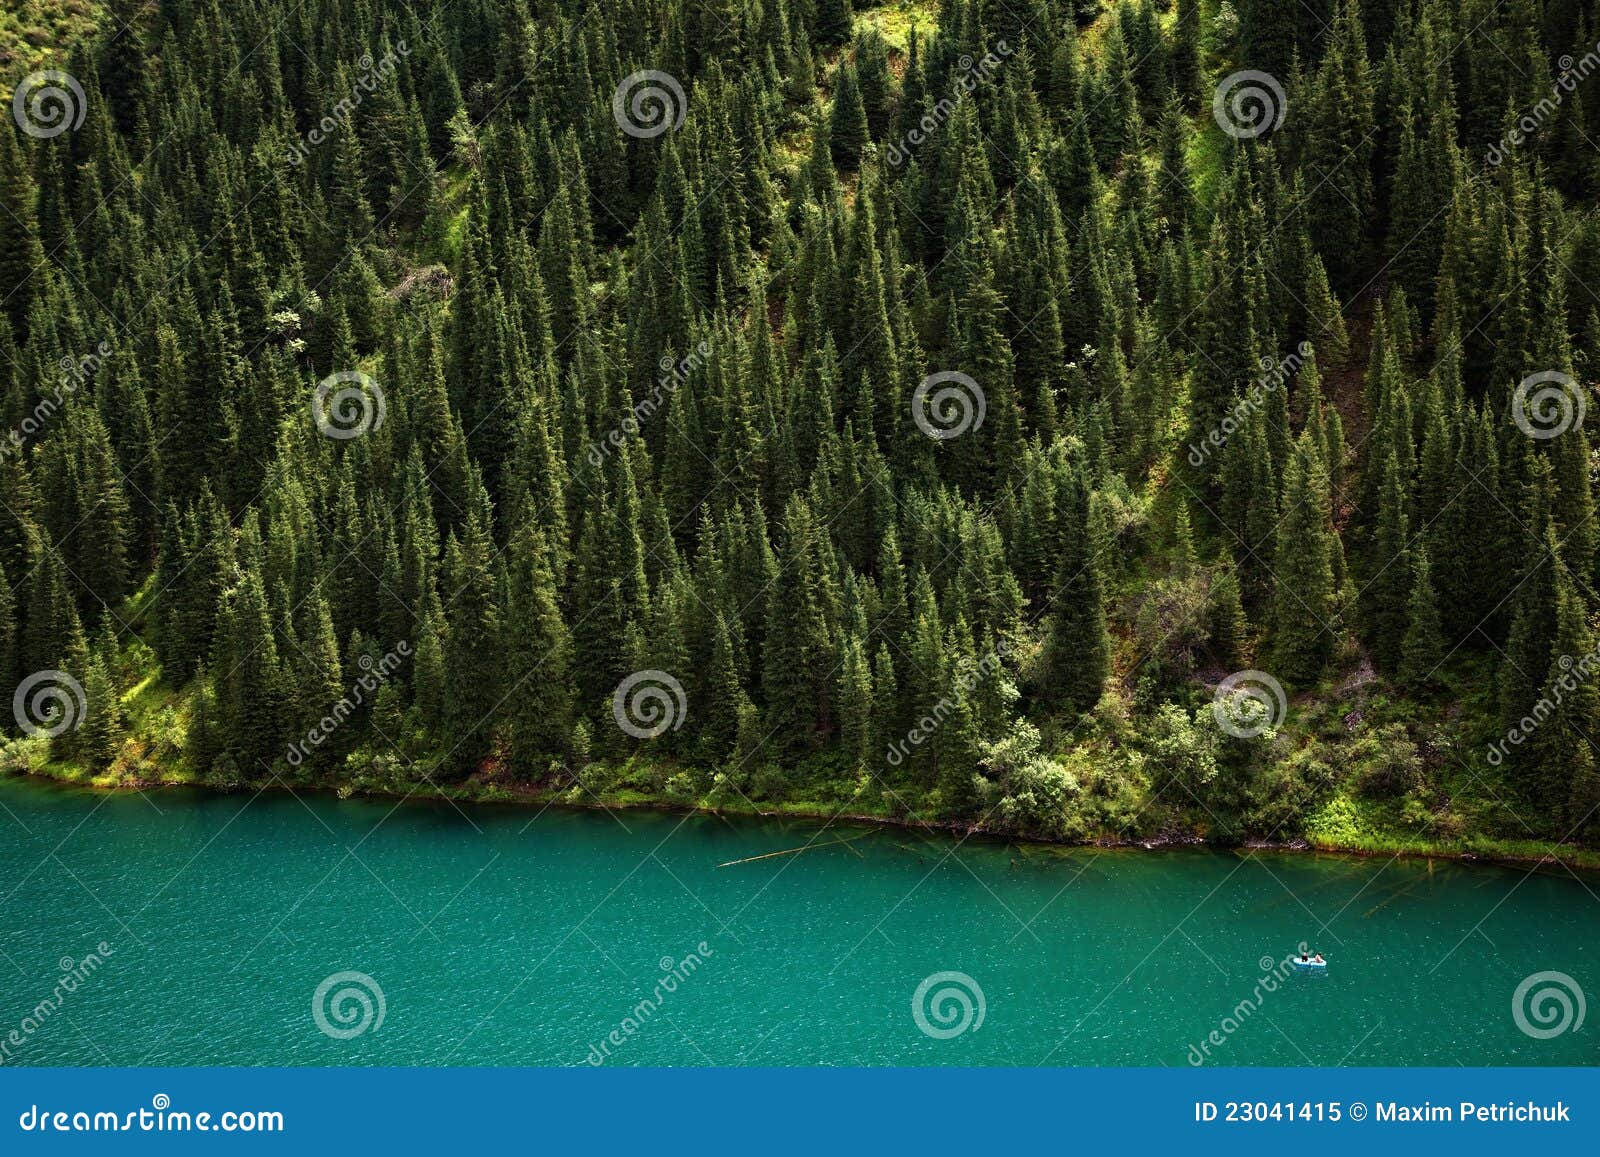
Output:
left=717, top=828, right=882, bottom=867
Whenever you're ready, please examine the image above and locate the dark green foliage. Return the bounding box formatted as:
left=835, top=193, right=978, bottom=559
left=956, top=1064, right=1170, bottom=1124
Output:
left=1364, top=451, right=1413, bottom=673
left=829, top=62, right=869, bottom=168
left=0, top=0, right=1594, bottom=848
left=815, top=0, right=854, bottom=47
left=1271, top=435, right=1337, bottom=684
left=1398, top=546, right=1445, bottom=692
left=1037, top=467, right=1109, bottom=716
left=440, top=490, right=504, bottom=772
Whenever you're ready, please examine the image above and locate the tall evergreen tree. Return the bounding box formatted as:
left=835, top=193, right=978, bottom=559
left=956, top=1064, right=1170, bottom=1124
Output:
left=1038, top=468, right=1109, bottom=715
left=1271, top=434, right=1338, bottom=683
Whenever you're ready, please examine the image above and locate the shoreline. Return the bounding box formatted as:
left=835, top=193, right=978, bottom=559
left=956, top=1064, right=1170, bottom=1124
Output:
left=10, top=764, right=1600, bottom=875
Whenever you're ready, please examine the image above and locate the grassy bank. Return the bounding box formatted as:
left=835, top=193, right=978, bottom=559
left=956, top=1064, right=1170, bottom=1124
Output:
left=8, top=567, right=1596, bottom=876
left=12, top=747, right=1600, bottom=874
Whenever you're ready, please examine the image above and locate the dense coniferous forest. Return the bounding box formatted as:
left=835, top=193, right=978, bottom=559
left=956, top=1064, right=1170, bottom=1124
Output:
left=3, top=0, right=1600, bottom=854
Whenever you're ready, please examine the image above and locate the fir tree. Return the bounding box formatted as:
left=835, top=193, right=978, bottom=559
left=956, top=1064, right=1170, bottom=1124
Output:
left=829, top=62, right=869, bottom=168
left=504, top=524, right=574, bottom=771
left=1397, top=545, right=1445, bottom=691
left=815, top=0, right=854, bottom=47
left=1038, top=468, right=1109, bottom=715
left=1271, top=434, right=1338, bottom=684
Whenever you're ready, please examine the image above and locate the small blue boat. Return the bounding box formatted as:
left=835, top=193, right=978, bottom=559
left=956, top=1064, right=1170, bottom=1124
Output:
left=1292, top=955, right=1327, bottom=969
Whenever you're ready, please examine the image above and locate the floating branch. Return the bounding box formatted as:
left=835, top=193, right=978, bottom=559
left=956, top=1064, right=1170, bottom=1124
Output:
left=717, top=828, right=881, bottom=868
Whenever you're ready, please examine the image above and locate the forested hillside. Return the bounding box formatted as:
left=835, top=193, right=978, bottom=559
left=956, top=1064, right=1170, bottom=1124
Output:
left=3, top=0, right=1600, bottom=856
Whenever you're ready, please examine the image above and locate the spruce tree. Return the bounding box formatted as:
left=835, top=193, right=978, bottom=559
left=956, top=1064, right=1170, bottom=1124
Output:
left=815, top=0, right=853, bottom=47
left=504, top=525, right=574, bottom=771
left=441, top=497, right=504, bottom=772
left=1039, top=469, right=1110, bottom=715
left=1364, top=451, right=1414, bottom=672
left=1398, top=545, right=1446, bottom=691
left=1271, top=434, right=1338, bottom=684
left=0, top=555, right=14, bottom=689
left=80, top=639, right=123, bottom=773
left=829, top=62, right=869, bottom=169
left=0, top=127, right=43, bottom=338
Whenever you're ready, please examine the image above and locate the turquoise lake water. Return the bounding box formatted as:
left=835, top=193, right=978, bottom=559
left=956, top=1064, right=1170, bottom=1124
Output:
left=0, top=775, right=1595, bottom=1066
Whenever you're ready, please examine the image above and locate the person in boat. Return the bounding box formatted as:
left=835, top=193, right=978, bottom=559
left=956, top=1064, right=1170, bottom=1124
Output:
left=1313, top=953, right=1324, bottom=963
left=1300, top=950, right=1309, bottom=962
